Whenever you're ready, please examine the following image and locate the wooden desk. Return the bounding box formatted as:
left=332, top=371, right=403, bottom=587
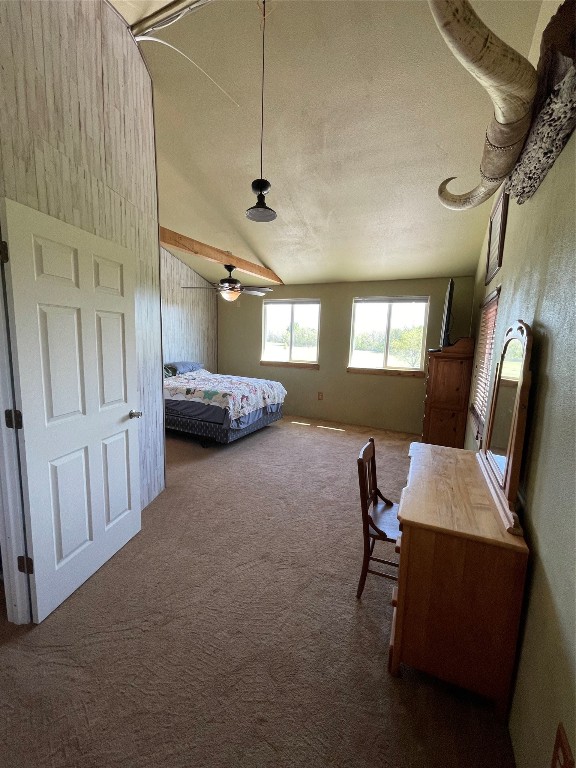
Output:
left=389, top=442, right=528, bottom=715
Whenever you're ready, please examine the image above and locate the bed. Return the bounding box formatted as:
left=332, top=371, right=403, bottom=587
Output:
left=163, top=362, right=287, bottom=445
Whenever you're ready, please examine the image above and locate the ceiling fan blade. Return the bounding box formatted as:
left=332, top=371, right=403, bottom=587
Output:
left=182, top=286, right=213, bottom=289
left=241, top=286, right=273, bottom=292
left=241, top=289, right=268, bottom=296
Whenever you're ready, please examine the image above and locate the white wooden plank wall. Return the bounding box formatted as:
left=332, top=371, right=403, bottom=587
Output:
left=0, top=0, right=163, bottom=506
left=161, top=248, right=218, bottom=372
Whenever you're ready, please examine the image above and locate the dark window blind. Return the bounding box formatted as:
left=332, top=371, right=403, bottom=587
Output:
left=470, top=290, right=499, bottom=438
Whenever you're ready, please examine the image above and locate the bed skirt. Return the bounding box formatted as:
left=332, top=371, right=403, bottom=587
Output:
left=165, top=407, right=283, bottom=444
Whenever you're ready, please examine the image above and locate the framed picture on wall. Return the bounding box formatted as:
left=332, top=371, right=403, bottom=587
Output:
left=485, top=190, right=509, bottom=285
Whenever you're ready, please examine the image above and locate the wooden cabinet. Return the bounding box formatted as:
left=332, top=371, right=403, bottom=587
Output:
left=389, top=443, right=528, bottom=715
left=422, top=337, right=474, bottom=448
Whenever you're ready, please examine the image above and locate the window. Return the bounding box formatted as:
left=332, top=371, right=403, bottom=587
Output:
left=349, top=297, right=429, bottom=371
left=262, top=300, right=320, bottom=364
left=470, top=288, right=500, bottom=437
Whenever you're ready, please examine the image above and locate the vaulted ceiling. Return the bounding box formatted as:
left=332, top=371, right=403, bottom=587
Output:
left=111, top=0, right=541, bottom=285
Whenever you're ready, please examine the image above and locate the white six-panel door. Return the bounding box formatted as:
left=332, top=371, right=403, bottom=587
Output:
left=1, top=198, right=141, bottom=623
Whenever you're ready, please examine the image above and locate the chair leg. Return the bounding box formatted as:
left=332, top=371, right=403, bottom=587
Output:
left=356, top=541, right=371, bottom=599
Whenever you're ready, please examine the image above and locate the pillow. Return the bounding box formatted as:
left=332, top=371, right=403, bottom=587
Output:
left=164, top=361, right=204, bottom=375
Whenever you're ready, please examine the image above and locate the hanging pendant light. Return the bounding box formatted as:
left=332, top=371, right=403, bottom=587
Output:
left=246, top=0, right=277, bottom=222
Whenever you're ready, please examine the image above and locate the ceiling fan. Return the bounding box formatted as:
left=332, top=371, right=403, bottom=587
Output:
left=183, top=264, right=273, bottom=302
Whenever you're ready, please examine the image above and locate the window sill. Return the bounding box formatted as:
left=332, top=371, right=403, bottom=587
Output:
left=260, top=360, right=319, bottom=370
left=347, top=367, right=425, bottom=378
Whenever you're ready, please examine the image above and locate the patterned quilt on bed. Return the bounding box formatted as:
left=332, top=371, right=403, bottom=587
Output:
left=163, top=370, right=287, bottom=421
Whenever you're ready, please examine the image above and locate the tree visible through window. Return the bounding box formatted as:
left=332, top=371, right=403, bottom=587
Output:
left=262, top=301, right=320, bottom=363
left=349, top=298, right=429, bottom=371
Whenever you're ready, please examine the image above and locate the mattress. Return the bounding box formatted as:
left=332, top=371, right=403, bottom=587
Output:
left=163, top=369, right=287, bottom=430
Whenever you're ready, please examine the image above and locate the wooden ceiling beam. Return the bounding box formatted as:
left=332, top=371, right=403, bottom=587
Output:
left=159, top=227, right=283, bottom=284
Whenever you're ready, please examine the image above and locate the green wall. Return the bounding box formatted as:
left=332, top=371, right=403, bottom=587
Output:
left=218, top=276, right=474, bottom=435
left=464, top=136, right=575, bottom=765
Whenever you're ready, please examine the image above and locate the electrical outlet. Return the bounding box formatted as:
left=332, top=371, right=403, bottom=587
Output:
left=318, top=392, right=323, bottom=400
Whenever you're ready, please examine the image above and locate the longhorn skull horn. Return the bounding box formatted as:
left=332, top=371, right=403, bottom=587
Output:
left=429, top=0, right=538, bottom=210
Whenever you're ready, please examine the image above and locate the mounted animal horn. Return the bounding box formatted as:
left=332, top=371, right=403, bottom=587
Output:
left=428, top=0, right=538, bottom=210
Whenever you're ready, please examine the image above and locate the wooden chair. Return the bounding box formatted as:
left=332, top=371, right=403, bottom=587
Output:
left=356, top=437, right=401, bottom=599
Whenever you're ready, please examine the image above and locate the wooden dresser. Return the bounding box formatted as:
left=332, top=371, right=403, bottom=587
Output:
left=389, top=442, right=528, bottom=715
left=422, top=337, right=474, bottom=448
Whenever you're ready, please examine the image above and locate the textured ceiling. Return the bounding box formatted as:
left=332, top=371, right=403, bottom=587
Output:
left=112, top=0, right=541, bottom=285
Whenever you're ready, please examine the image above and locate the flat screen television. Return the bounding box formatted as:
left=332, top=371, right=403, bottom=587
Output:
left=439, top=278, right=455, bottom=348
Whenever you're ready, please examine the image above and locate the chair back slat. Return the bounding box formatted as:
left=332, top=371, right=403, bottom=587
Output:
left=551, top=724, right=574, bottom=768
left=358, top=437, right=378, bottom=525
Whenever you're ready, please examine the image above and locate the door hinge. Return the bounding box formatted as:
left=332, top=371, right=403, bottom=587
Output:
left=0, top=240, right=8, bottom=264
left=4, top=409, right=23, bottom=429
left=17, top=555, right=33, bottom=575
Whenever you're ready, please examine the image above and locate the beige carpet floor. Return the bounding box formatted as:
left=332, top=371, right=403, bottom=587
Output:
left=0, top=418, right=516, bottom=768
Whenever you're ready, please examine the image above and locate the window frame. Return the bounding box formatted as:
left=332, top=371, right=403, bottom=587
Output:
left=348, top=296, right=430, bottom=373
left=470, top=287, right=500, bottom=441
left=261, top=299, right=321, bottom=365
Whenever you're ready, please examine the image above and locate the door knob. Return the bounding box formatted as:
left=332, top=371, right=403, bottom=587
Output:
left=129, top=410, right=143, bottom=419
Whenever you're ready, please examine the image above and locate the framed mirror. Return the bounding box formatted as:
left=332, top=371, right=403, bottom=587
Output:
left=478, top=320, right=533, bottom=535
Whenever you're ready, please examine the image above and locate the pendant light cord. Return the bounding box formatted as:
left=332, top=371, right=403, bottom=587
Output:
left=260, top=0, right=266, bottom=182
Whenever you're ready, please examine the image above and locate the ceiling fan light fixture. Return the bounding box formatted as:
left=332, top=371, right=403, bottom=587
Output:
left=185, top=264, right=271, bottom=300
left=220, top=290, right=241, bottom=302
